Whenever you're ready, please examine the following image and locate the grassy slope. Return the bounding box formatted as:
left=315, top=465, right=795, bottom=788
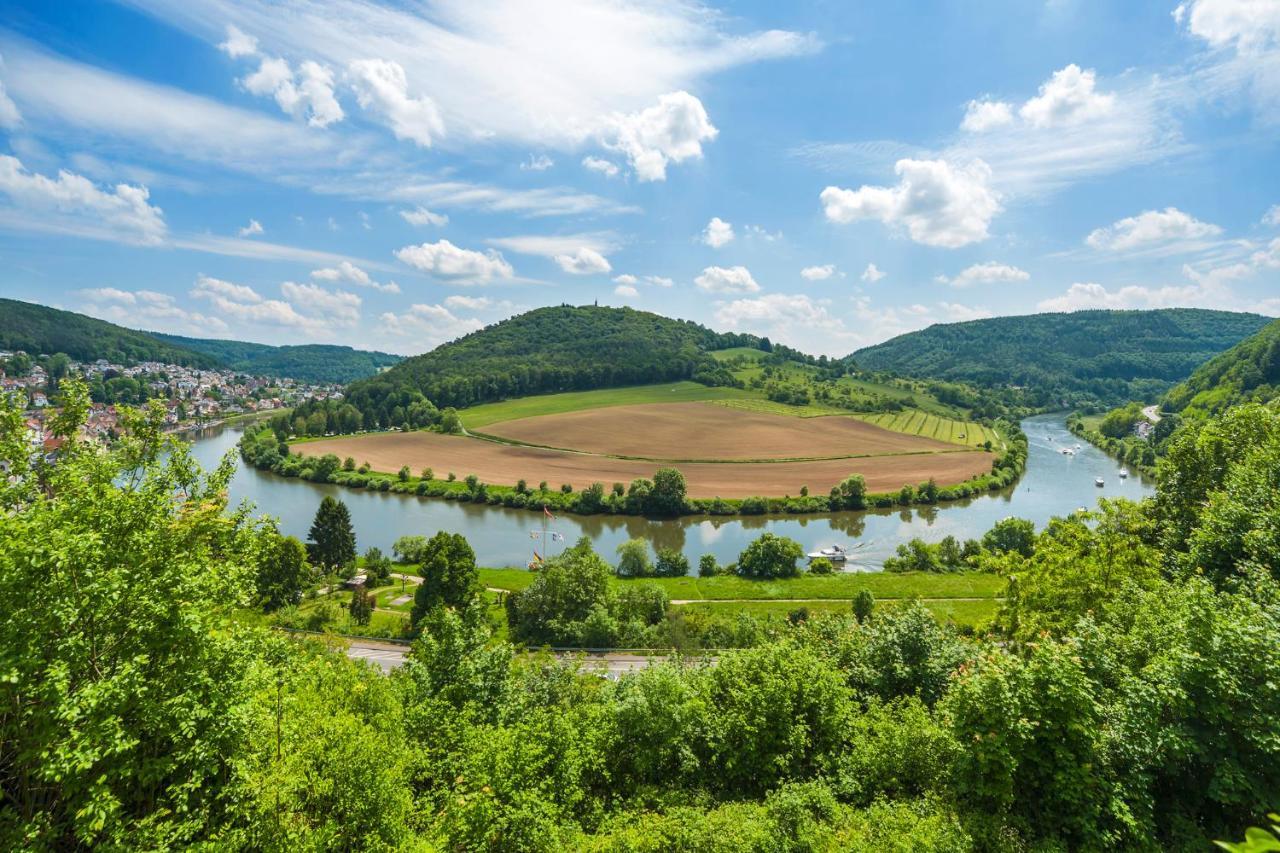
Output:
left=676, top=598, right=998, bottom=628
left=459, top=381, right=752, bottom=428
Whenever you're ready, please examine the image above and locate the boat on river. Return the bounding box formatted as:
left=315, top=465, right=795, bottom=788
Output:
left=1095, top=477, right=1105, bottom=487
left=1119, top=468, right=1128, bottom=479
left=807, top=545, right=848, bottom=562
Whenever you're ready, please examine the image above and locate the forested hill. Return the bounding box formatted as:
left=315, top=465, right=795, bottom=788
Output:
left=852, top=309, right=1271, bottom=407
left=0, top=298, right=221, bottom=369
left=344, top=305, right=766, bottom=423
left=150, top=333, right=401, bottom=384
left=1162, top=316, right=1280, bottom=416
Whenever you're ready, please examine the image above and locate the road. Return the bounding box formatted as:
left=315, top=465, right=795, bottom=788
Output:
left=344, top=638, right=712, bottom=676
left=1142, top=405, right=1162, bottom=423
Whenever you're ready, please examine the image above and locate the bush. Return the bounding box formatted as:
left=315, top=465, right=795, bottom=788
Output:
left=616, top=538, right=653, bottom=578
left=699, top=554, right=720, bottom=577
left=808, top=557, right=836, bottom=575
left=654, top=547, right=690, bottom=578
left=736, top=533, right=804, bottom=579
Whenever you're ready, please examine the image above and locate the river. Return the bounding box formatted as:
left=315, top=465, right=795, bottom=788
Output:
left=184, top=413, right=1153, bottom=570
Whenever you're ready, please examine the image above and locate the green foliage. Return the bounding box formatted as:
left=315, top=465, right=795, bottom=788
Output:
left=646, top=467, right=688, bottom=516
left=0, top=297, right=222, bottom=368
left=1164, top=316, right=1280, bottom=415
left=348, top=585, right=374, bottom=626
left=654, top=546, right=690, bottom=578
left=392, top=534, right=429, bottom=563
left=1218, top=814, right=1280, bottom=852
left=615, top=538, right=653, bottom=578
left=883, top=536, right=972, bottom=573
left=257, top=534, right=310, bottom=611
left=854, top=308, right=1271, bottom=408
left=980, top=516, right=1036, bottom=557
left=410, top=531, right=479, bottom=623
left=807, top=557, right=835, bottom=575
left=362, top=546, right=392, bottom=586
left=851, top=590, right=874, bottom=623
left=345, top=305, right=760, bottom=425
left=736, top=533, right=804, bottom=579
left=698, top=553, right=721, bottom=577
left=1097, top=400, right=1146, bottom=438
left=150, top=331, right=401, bottom=383
left=306, top=495, right=356, bottom=571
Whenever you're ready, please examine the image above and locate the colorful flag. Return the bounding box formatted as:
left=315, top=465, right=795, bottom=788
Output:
left=543, top=505, right=554, bottom=520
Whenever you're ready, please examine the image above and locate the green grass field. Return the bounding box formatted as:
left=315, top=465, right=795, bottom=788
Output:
left=477, top=567, right=1005, bottom=601
left=854, top=411, right=1002, bottom=449
left=675, top=597, right=998, bottom=628
left=459, top=381, right=752, bottom=428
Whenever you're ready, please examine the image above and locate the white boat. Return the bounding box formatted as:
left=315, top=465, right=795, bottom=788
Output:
left=1061, top=448, right=1074, bottom=456
left=1119, top=468, right=1129, bottom=479
left=1095, top=477, right=1105, bottom=487
left=807, top=545, right=848, bottom=562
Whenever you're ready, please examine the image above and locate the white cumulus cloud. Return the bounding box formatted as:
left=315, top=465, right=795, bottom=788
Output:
left=1085, top=207, right=1222, bottom=251
left=310, top=260, right=400, bottom=293
left=280, top=280, right=361, bottom=326
left=1263, top=204, right=1280, bottom=226
left=520, top=154, right=554, bottom=171
left=347, top=58, right=443, bottom=147
left=582, top=156, right=619, bottom=177
left=1175, top=0, right=1280, bottom=53
left=395, top=239, right=514, bottom=284
left=860, top=263, right=885, bottom=282
left=701, top=216, right=734, bottom=248
left=801, top=264, right=836, bottom=281
left=238, top=218, right=263, bottom=237
left=79, top=287, right=229, bottom=336
left=942, top=261, right=1030, bottom=286
left=399, top=206, right=448, bottom=227
left=614, top=284, right=639, bottom=298
left=961, top=98, right=1014, bottom=132
left=600, top=91, right=717, bottom=181
left=380, top=302, right=483, bottom=345
left=695, top=265, right=760, bottom=294
left=0, top=154, right=166, bottom=245
left=821, top=158, right=1001, bottom=248
left=218, top=24, right=259, bottom=58
left=1019, top=64, right=1115, bottom=128
left=242, top=56, right=344, bottom=128
left=554, top=247, right=612, bottom=275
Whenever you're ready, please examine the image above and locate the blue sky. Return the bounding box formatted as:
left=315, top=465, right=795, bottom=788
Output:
left=0, top=0, right=1277, bottom=356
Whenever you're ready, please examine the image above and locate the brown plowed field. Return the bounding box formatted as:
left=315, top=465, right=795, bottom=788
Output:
left=480, top=402, right=957, bottom=460
left=298, top=431, right=992, bottom=499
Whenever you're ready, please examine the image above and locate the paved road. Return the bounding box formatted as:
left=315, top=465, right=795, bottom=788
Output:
left=344, top=638, right=711, bottom=676
left=1142, top=405, right=1162, bottom=423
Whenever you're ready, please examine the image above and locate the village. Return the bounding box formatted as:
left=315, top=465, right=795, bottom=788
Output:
left=0, top=350, right=339, bottom=457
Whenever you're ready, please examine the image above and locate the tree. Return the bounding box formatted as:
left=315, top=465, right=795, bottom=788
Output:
left=736, top=533, right=804, bottom=579
left=364, top=546, right=392, bottom=586
left=349, top=584, right=374, bottom=626
left=981, top=516, right=1036, bottom=557
left=654, top=547, right=690, bottom=578
left=308, top=496, right=357, bottom=571
left=398, top=465, right=411, bottom=482
left=616, top=538, right=653, bottom=578
left=808, top=557, right=835, bottom=575
left=393, top=535, right=429, bottom=564
left=257, top=534, right=309, bottom=611
left=411, top=532, right=478, bottom=623
left=830, top=474, right=867, bottom=510
left=851, top=590, right=874, bottom=623
left=440, top=407, right=462, bottom=433
left=699, top=554, right=720, bottom=577
left=646, top=467, right=688, bottom=516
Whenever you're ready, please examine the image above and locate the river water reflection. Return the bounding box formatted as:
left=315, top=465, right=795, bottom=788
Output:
left=186, top=413, right=1153, bottom=570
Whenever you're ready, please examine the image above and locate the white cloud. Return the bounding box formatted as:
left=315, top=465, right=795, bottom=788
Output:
left=310, top=260, right=400, bottom=293
left=380, top=302, right=483, bottom=346
left=582, top=156, right=619, bottom=177
left=0, top=55, right=20, bottom=129
left=1175, top=0, right=1280, bottom=53
left=942, top=261, right=1030, bottom=286
left=520, top=154, right=554, bottom=171
left=701, top=216, right=734, bottom=248
left=1037, top=281, right=1212, bottom=311
left=695, top=265, right=760, bottom=294
left=0, top=154, right=166, bottom=245
left=600, top=91, right=717, bottom=181
left=821, top=158, right=1001, bottom=248
left=395, top=239, right=514, bottom=284
left=715, top=293, right=856, bottom=354
left=614, top=284, right=639, bottom=298
left=645, top=275, right=674, bottom=288
left=238, top=218, right=263, bottom=237
left=1019, top=64, right=1115, bottom=128
left=1085, top=207, right=1222, bottom=251
left=280, top=280, right=361, bottom=327
left=743, top=224, right=782, bottom=242
left=860, top=263, right=885, bottom=282
left=399, top=206, right=448, bottom=227
left=486, top=232, right=620, bottom=258
left=554, top=247, right=612, bottom=275
left=388, top=178, right=638, bottom=218
left=242, top=56, right=344, bottom=128
left=961, top=98, right=1014, bottom=132
left=347, top=58, right=444, bottom=147
left=612, top=274, right=637, bottom=286
left=191, top=274, right=261, bottom=304
left=79, top=287, right=229, bottom=336
left=443, top=294, right=492, bottom=310
left=801, top=264, right=836, bottom=281
left=218, top=24, right=258, bottom=58
left=1263, top=204, right=1280, bottom=226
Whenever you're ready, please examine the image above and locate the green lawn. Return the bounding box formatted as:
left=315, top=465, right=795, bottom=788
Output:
left=675, top=597, right=998, bottom=629
left=459, top=381, right=752, bottom=428
left=477, top=566, right=1005, bottom=601
left=854, top=411, right=1001, bottom=449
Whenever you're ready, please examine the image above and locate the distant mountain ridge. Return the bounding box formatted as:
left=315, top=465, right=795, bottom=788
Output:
left=149, top=333, right=401, bottom=384
left=851, top=309, right=1272, bottom=407
left=0, top=298, right=399, bottom=384
left=1162, top=317, right=1280, bottom=416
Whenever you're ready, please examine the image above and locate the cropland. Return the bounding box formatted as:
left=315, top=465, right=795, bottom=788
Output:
left=298, top=398, right=994, bottom=498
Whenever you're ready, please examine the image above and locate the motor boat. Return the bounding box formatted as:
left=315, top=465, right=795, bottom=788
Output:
left=1119, top=468, right=1129, bottom=479
left=1095, top=477, right=1105, bottom=487
left=807, top=545, right=848, bottom=562
left=1061, top=448, right=1074, bottom=456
